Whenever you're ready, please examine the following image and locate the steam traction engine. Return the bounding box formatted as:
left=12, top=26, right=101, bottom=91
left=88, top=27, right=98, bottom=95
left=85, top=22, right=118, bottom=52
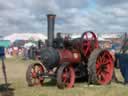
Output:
left=26, top=14, right=114, bottom=89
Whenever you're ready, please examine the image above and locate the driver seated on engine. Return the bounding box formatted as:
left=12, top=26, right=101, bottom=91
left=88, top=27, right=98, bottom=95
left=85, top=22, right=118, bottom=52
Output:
left=53, top=32, right=64, bottom=48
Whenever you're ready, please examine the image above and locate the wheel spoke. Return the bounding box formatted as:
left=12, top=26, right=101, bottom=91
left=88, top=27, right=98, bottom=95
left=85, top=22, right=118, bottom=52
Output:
left=96, top=56, right=102, bottom=64
left=101, top=52, right=110, bottom=63
left=31, top=67, right=37, bottom=78
left=63, top=68, right=70, bottom=83
left=102, top=52, right=106, bottom=57
left=100, top=56, right=103, bottom=63
left=84, top=34, right=88, bottom=40
left=103, top=70, right=109, bottom=74
left=63, top=78, right=67, bottom=83
left=100, top=73, right=105, bottom=81
left=101, top=56, right=106, bottom=63
left=103, top=64, right=110, bottom=74
left=31, top=72, right=36, bottom=78
left=103, top=60, right=110, bottom=64
left=96, top=63, right=100, bottom=69
left=62, top=73, right=67, bottom=82
left=100, top=75, right=104, bottom=81
left=96, top=68, right=101, bottom=75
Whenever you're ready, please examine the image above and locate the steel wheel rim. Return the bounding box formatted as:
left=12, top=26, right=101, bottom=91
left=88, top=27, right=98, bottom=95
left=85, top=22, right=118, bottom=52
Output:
left=96, top=50, right=113, bottom=85
left=61, top=66, right=75, bottom=88
left=31, top=64, right=44, bottom=85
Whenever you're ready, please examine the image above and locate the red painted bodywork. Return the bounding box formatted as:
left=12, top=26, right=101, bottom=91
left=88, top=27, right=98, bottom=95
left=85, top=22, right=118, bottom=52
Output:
left=58, top=49, right=81, bottom=64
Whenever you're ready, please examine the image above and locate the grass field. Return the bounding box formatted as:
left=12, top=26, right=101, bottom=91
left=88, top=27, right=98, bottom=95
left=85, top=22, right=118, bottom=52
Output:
left=0, top=57, right=128, bottom=96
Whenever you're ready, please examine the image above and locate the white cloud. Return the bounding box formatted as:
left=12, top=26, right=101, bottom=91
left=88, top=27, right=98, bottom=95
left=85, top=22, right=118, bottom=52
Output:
left=0, top=0, right=128, bottom=36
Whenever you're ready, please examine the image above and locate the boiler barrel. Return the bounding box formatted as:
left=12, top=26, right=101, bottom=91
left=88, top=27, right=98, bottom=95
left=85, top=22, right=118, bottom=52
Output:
left=40, top=47, right=59, bottom=70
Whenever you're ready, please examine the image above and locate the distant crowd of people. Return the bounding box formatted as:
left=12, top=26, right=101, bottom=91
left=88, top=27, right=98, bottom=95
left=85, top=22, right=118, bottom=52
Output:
left=6, top=46, right=24, bottom=57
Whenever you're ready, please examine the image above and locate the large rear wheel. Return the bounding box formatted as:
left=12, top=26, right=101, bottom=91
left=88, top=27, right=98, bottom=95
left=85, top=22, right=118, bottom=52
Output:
left=57, top=62, right=75, bottom=89
left=88, top=49, right=114, bottom=85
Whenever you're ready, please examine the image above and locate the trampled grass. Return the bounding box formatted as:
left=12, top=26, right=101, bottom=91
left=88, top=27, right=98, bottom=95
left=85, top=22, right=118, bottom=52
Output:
left=0, top=57, right=128, bottom=96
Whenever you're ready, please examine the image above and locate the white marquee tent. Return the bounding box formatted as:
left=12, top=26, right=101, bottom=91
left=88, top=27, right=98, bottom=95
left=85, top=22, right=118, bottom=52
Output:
left=4, top=33, right=47, bottom=43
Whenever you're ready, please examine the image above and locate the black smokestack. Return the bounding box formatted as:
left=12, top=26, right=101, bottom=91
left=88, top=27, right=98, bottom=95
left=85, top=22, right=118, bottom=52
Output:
left=47, top=14, right=56, bottom=47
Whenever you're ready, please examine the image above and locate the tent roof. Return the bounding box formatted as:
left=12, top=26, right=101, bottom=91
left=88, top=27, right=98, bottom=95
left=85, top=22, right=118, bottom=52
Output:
left=4, top=33, right=47, bottom=42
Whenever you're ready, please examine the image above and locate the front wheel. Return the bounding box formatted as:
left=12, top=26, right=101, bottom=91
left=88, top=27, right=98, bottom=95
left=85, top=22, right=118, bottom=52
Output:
left=26, top=63, right=45, bottom=86
left=57, top=62, right=75, bottom=89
